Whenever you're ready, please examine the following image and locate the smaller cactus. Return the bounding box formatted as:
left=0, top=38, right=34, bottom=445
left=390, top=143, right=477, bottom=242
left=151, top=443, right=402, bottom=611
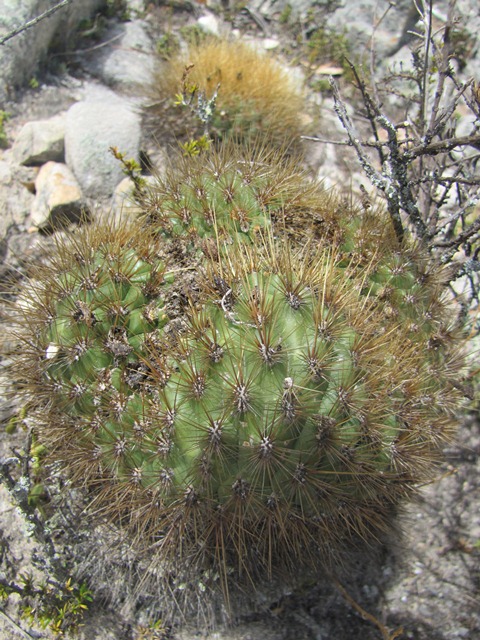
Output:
left=11, top=223, right=175, bottom=452
left=144, top=37, right=308, bottom=148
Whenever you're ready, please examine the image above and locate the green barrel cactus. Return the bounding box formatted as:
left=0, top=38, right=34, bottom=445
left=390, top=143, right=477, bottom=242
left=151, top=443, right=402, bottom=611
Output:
left=9, top=147, right=466, bottom=620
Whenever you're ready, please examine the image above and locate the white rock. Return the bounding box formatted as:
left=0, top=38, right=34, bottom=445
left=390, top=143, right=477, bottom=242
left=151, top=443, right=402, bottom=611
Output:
left=31, top=162, right=86, bottom=228
left=263, top=38, right=280, bottom=50
left=64, top=98, right=141, bottom=198
left=12, top=114, right=65, bottom=166
left=198, top=14, right=220, bottom=36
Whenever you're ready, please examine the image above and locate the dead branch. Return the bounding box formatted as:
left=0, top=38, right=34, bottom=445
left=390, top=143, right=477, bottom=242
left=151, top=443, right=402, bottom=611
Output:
left=321, top=0, right=479, bottom=308
left=0, top=0, right=74, bottom=46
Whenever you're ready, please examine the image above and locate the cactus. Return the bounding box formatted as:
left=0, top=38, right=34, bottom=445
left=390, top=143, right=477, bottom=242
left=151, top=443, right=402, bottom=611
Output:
left=140, top=145, right=457, bottom=349
left=144, top=37, right=308, bottom=149
left=9, top=147, right=466, bottom=622
left=11, top=223, right=176, bottom=448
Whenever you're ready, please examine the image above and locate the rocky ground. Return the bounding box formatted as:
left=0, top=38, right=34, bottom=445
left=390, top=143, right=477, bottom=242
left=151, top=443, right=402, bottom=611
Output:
left=0, top=1, right=479, bottom=639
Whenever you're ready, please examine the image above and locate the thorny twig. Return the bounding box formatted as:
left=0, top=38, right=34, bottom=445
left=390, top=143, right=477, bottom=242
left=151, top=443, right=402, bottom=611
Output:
left=0, top=429, right=67, bottom=581
left=323, top=0, right=480, bottom=307
left=0, top=0, right=74, bottom=46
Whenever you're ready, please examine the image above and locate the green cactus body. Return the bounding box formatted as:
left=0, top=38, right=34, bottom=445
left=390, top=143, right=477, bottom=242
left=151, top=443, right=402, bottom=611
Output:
left=14, top=224, right=175, bottom=455
left=18, top=235, right=461, bottom=583
left=10, top=149, right=466, bottom=615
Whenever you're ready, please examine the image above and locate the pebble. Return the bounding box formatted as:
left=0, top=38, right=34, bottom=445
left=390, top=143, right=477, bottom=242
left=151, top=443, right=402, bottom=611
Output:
left=30, top=161, right=86, bottom=229
left=197, top=14, right=220, bottom=36
left=12, top=114, right=65, bottom=166
left=263, top=38, right=280, bottom=50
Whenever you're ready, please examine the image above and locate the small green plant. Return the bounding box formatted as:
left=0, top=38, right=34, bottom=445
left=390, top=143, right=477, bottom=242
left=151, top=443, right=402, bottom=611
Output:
left=295, top=22, right=364, bottom=90
left=179, top=134, right=212, bottom=157
left=279, top=4, right=293, bottom=24
left=134, top=619, right=171, bottom=639
left=156, top=32, right=181, bottom=60
left=311, top=77, right=333, bottom=93
left=0, top=574, right=92, bottom=637
left=0, top=110, right=9, bottom=148
left=110, top=146, right=147, bottom=199
left=105, top=0, right=130, bottom=20
left=307, top=25, right=351, bottom=66
left=178, top=24, right=211, bottom=48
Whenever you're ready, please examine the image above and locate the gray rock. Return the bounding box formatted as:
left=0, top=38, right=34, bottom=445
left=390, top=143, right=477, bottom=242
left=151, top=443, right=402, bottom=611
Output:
left=80, top=20, right=155, bottom=88
left=64, top=97, right=141, bottom=198
left=12, top=113, right=65, bottom=165
left=0, top=0, right=104, bottom=103
left=30, top=161, right=86, bottom=228
left=0, top=160, right=35, bottom=235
